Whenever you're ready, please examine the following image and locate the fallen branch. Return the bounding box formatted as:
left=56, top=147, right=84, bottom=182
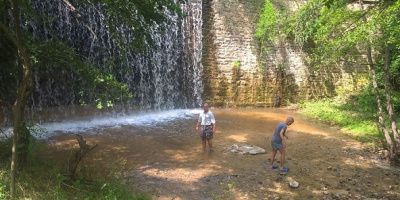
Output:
left=69, top=134, right=98, bottom=179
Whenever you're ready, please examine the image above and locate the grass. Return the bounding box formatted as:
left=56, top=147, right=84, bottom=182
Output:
left=298, top=98, right=386, bottom=147
left=0, top=139, right=151, bottom=200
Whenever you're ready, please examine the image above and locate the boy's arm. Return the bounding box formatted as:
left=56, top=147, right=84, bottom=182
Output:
left=196, top=114, right=202, bottom=130
left=210, top=113, right=216, bottom=133
left=212, top=123, right=216, bottom=133
left=279, top=129, right=287, bottom=147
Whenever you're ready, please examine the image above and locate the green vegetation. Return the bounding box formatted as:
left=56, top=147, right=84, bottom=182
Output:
left=255, top=0, right=278, bottom=42
left=299, top=84, right=400, bottom=147
left=299, top=99, right=382, bottom=146
left=0, top=139, right=150, bottom=200
left=0, top=0, right=181, bottom=198
left=233, top=60, right=241, bottom=68
left=257, top=0, right=400, bottom=163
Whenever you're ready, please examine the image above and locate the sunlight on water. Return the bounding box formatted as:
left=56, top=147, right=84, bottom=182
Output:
left=42, top=109, right=202, bottom=136
left=1, top=109, right=202, bottom=139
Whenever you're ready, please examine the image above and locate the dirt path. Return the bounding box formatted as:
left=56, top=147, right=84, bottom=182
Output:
left=41, top=108, right=400, bottom=200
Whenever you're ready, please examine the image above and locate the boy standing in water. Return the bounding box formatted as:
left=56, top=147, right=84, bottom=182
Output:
left=195, top=103, right=216, bottom=152
left=270, top=117, right=294, bottom=172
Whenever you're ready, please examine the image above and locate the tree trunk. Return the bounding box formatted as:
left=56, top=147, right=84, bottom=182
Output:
left=383, top=46, right=400, bottom=164
left=359, top=0, right=394, bottom=162
left=366, top=46, right=394, bottom=158
left=10, top=0, right=35, bottom=198
left=384, top=46, right=400, bottom=152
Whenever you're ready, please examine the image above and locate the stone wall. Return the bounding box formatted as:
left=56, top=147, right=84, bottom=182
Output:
left=202, top=0, right=369, bottom=107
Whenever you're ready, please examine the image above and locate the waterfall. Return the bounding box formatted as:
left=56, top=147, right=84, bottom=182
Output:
left=22, top=0, right=203, bottom=114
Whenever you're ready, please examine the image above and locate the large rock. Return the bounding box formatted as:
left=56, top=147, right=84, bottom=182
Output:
left=230, top=144, right=266, bottom=155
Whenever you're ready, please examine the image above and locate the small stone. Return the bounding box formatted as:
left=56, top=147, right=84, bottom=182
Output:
left=274, top=196, right=281, bottom=200
left=331, top=193, right=340, bottom=199
left=278, top=172, right=287, bottom=176
left=371, top=193, right=378, bottom=197
left=323, top=191, right=329, bottom=195
left=289, top=180, right=299, bottom=188
left=384, top=171, right=389, bottom=176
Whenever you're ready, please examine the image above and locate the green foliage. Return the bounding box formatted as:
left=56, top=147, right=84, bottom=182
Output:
left=284, top=0, right=400, bottom=70
left=0, top=0, right=181, bottom=108
left=284, top=0, right=365, bottom=67
left=299, top=71, right=400, bottom=146
left=0, top=158, right=151, bottom=200
left=26, top=38, right=133, bottom=108
left=285, top=0, right=322, bottom=44
left=0, top=132, right=150, bottom=199
left=0, top=167, right=9, bottom=199
left=25, top=122, right=46, bottom=158
left=90, top=0, right=182, bottom=52
left=255, top=0, right=278, bottom=41
left=299, top=99, right=382, bottom=145
left=233, top=60, right=241, bottom=68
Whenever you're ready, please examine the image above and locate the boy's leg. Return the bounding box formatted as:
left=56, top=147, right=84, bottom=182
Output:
left=278, top=148, right=286, bottom=168
left=207, top=139, right=213, bottom=151
left=270, top=150, right=277, bottom=167
left=202, top=138, right=207, bottom=150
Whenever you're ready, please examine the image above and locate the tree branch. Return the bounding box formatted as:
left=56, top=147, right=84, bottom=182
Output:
left=62, top=0, right=98, bottom=40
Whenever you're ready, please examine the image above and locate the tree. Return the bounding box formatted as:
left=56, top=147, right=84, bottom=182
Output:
left=285, top=0, right=400, bottom=163
left=1, top=1, right=34, bottom=198
left=0, top=0, right=179, bottom=198
left=256, top=0, right=400, bottom=163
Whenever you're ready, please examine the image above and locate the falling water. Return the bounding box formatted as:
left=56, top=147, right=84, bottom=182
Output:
left=22, top=0, right=203, bottom=115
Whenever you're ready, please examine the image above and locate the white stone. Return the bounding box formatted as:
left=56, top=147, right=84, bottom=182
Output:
left=230, top=144, right=266, bottom=155
left=289, top=181, right=299, bottom=188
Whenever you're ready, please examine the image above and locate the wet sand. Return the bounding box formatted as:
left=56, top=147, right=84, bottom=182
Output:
left=41, top=108, right=400, bottom=200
